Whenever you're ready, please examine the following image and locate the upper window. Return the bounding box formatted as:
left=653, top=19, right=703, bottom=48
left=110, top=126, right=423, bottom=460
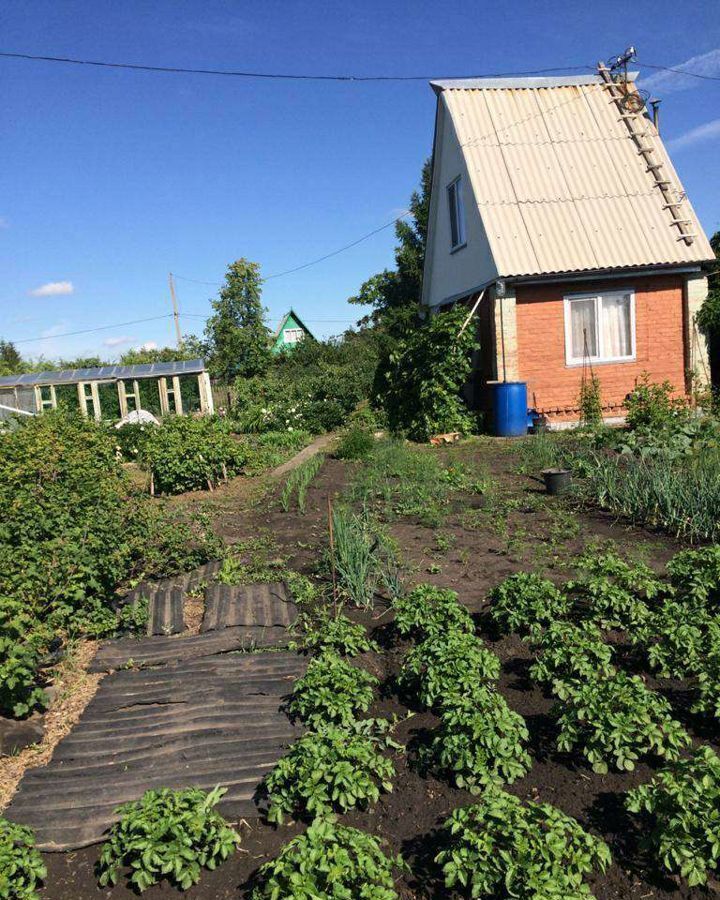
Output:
left=563, top=290, right=635, bottom=366
left=284, top=328, right=305, bottom=344
left=447, top=176, right=466, bottom=250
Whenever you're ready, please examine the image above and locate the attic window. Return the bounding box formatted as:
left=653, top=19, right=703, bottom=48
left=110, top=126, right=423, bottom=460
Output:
left=563, top=290, right=635, bottom=366
left=447, top=176, right=466, bottom=251
left=284, top=328, right=304, bottom=343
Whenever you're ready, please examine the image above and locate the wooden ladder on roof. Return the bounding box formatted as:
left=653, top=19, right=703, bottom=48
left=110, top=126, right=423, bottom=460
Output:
left=597, top=64, right=695, bottom=246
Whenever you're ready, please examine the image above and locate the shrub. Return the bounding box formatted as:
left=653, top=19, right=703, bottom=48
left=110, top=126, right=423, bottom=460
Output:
left=435, top=788, right=611, bottom=899
left=141, top=416, right=246, bottom=494
left=292, top=608, right=378, bottom=657
left=287, top=651, right=378, bottom=728
left=0, top=818, right=46, bottom=900
left=392, top=583, right=474, bottom=641
left=399, top=631, right=501, bottom=709
left=0, top=600, right=49, bottom=718
left=489, top=573, right=570, bottom=634
left=527, top=620, right=615, bottom=699
left=421, top=686, right=531, bottom=791
left=96, top=786, right=240, bottom=892
left=251, top=817, right=406, bottom=899
left=556, top=671, right=690, bottom=773
left=334, top=426, right=375, bottom=461
left=625, top=374, right=688, bottom=432
left=626, top=745, right=720, bottom=887
left=265, top=721, right=397, bottom=823
left=379, top=306, right=477, bottom=442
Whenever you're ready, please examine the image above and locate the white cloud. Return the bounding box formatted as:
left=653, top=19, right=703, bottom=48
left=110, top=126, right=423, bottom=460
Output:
left=668, top=117, right=720, bottom=151
left=29, top=280, right=74, bottom=297
left=103, top=335, right=136, bottom=348
left=139, top=341, right=158, bottom=351
left=640, top=48, right=720, bottom=95
left=39, top=322, right=69, bottom=339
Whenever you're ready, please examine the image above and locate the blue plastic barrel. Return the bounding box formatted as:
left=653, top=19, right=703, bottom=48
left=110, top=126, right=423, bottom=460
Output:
left=491, top=382, right=528, bottom=437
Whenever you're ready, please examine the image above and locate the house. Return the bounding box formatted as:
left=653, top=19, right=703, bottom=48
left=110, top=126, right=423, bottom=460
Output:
left=271, top=309, right=314, bottom=354
left=0, top=359, right=214, bottom=421
left=421, top=70, right=716, bottom=426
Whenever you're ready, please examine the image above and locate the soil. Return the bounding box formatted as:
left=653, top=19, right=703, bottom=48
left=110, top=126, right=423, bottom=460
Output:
left=37, top=439, right=720, bottom=898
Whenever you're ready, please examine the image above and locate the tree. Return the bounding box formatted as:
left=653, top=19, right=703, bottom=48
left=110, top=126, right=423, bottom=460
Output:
left=204, top=259, right=271, bottom=382
left=695, top=231, right=720, bottom=387
left=0, top=340, right=22, bottom=376
left=119, top=335, right=206, bottom=366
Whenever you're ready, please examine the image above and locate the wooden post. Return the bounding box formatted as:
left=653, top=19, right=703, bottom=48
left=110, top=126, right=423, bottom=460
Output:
left=168, top=273, right=182, bottom=348
left=172, top=375, right=183, bottom=414
left=77, top=382, right=88, bottom=417
left=158, top=377, right=170, bottom=416
left=90, top=382, right=102, bottom=421
left=132, top=380, right=141, bottom=411
left=118, top=381, right=128, bottom=418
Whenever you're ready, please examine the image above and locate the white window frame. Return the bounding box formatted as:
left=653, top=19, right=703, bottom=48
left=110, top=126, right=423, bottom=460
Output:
left=284, top=328, right=305, bottom=344
left=447, top=176, right=466, bottom=252
left=563, top=289, right=636, bottom=367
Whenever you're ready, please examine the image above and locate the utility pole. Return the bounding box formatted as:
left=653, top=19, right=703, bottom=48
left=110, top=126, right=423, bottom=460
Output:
left=168, top=272, right=182, bottom=348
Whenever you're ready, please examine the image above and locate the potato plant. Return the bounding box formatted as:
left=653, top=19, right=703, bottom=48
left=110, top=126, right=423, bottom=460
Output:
left=626, top=745, right=720, bottom=887
left=692, top=625, right=720, bottom=720
left=392, top=583, right=474, bottom=640
left=489, top=572, right=570, bottom=634
left=527, top=620, right=615, bottom=699
left=398, top=631, right=501, bottom=709
left=264, top=721, right=398, bottom=823
left=97, top=786, right=241, bottom=892
left=251, top=817, right=407, bottom=899
left=286, top=651, right=378, bottom=728
left=291, top=608, right=378, bottom=657
left=435, top=787, right=611, bottom=899
left=667, top=545, right=720, bottom=609
left=556, top=671, right=690, bottom=773
left=421, top=685, right=531, bottom=791
left=0, top=818, right=46, bottom=900
left=630, top=600, right=712, bottom=679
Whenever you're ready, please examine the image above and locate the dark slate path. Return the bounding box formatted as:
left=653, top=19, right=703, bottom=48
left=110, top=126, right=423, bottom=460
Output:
left=5, top=653, right=306, bottom=851
left=201, top=581, right=297, bottom=632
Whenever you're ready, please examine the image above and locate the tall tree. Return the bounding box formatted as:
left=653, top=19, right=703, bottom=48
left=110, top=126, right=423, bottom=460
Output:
left=0, top=340, right=22, bottom=376
left=204, top=259, right=271, bottom=382
left=694, top=231, right=720, bottom=387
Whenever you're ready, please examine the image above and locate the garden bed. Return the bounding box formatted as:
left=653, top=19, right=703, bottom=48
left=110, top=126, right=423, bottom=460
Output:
left=28, top=439, right=720, bottom=897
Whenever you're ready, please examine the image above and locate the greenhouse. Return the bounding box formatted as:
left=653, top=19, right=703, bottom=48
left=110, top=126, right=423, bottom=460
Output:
left=0, top=358, right=214, bottom=421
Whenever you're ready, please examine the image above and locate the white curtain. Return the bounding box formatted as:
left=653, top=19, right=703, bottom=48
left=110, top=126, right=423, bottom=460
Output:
left=570, top=298, right=597, bottom=359
left=601, top=294, right=632, bottom=358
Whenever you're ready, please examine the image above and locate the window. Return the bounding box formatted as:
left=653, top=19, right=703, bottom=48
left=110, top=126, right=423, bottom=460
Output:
left=284, top=328, right=305, bottom=344
left=563, top=290, right=635, bottom=366
left=447, top=176, right=466, bottom=250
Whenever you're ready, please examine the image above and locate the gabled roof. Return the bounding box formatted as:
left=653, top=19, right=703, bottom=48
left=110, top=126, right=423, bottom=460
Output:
left=429, top=73, right=714, bottom=280
left=273, top=309, right=314, bottom=340
left=0, top=358, right=206, bottom=389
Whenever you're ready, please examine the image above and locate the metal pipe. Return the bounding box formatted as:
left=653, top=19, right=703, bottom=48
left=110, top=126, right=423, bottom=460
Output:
left=650, top=98, right=661, bottom=133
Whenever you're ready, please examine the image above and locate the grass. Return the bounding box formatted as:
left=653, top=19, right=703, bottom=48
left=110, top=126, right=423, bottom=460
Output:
left=280, top=453, right=325, bottom=514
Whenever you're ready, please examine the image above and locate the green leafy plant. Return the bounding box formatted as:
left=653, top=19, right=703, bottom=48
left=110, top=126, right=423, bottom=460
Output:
left=630, top=600, right=712, bottom=678
left=0, top=818, right=46, bottom=900
left=527, top=620, right=615, bottom=699
left=141, top=416, right=246, bottom=494
left=280, top=453, right=325, bottom=513
left=334, top=426, right=376, bottom=461
left=625, top=373, right=689, bottom=432
left=292, top=608, right=378, bottom=657
left=420, top=686, right=531, bottom=791
left=692, top=624, right=720, bottom=720
left=398, top=631, right=500, bottom=709
left=555, top=671, right=690, bottom=773
left=0, top=600, right=49, bottom=718
left=435, top=787, right=611, bottom=899
left=667, top=545, right=720, bottom=609
left=489, top=572, right=570, bottom=634
left=96, top=786, right=240, bottom=892
left=626, top=745, right=720, bottom=887
left=251, top=816, right=407, bottom=899
left=392, top=583, right=474, bottom=641
left=579, top=373, right=603, bottom=427
left=286, top=651, right=378, bottom=728
left=265, top=721, right=398, bottom=823
left=331, top=507, right=382, bottom=608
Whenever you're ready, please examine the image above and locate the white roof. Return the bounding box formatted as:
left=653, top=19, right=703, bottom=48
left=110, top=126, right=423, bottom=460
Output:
left=432, top=74, right=714, bottom=279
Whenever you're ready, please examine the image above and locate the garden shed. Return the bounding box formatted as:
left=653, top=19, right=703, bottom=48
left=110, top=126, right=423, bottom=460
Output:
left=0, top=358, right=214, bottom=421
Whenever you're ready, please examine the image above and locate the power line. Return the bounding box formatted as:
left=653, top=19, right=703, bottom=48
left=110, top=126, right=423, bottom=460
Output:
left=179, top=313, right=358, bottom=322
left=636, top=59, right=720, bottom=83
left=0, top=51, right=594, bottom=82
left=172, top=211, right=410, bottom=288
left=12, top=314, right=172, bottom=345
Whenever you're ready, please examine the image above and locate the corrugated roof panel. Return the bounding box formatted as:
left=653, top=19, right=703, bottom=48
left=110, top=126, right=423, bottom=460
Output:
left=437, top=75, right=715, bottom=278
left=0, top=358, right=207, bottom=389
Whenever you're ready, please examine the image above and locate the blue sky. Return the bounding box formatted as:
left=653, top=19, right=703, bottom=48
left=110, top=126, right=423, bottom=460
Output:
left=1, top=0, right=719, bottom=362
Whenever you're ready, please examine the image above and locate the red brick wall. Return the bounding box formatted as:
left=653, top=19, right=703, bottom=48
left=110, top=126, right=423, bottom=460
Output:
left=515, top=274, right=686, bottom=420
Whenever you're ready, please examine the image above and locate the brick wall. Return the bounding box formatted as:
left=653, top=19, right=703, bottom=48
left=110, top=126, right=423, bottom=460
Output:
left=515, top=274, right=686, bottom=420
